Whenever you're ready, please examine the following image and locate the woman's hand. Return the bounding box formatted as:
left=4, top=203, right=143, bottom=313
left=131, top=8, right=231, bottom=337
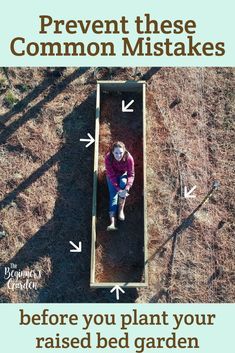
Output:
left=118, top=189, right=129, bottom=198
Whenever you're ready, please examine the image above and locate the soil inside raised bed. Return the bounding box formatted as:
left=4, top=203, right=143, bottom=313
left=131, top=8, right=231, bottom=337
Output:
left=95, top=90, right=145, bottom=284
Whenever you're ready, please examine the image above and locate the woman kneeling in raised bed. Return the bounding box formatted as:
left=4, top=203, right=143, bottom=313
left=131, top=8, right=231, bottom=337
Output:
left=105, top=141, right=135, bottom=231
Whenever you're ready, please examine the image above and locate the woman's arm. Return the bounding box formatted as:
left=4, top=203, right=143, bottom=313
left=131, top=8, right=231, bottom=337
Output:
left=105, top=154, right=121, bottom=191
left=126, top=154, right=135, bottom=191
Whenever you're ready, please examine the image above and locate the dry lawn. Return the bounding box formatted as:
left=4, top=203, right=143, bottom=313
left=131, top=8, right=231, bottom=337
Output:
left=0, top=67, right=234, bottom=303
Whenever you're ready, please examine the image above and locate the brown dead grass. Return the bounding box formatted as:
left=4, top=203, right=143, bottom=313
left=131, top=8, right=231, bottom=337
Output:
left=0, top=67, right=234, bottom=303
left=137, top=67, right=234, bottom=303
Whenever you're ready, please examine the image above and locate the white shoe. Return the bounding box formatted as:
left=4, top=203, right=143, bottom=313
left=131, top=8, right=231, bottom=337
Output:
left=107, top=224, right=118, bottom=231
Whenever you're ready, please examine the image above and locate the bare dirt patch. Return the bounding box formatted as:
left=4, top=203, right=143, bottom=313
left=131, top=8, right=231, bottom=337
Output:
left=95, top=91, right=144, bottom=284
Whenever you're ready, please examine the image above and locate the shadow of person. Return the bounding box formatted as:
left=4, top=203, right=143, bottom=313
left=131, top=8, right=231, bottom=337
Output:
left=0, top=82, right=138, bottom=303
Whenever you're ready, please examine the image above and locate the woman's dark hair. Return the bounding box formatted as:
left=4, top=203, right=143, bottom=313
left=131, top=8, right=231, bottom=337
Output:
left=109, top=141, right=129, bottom=163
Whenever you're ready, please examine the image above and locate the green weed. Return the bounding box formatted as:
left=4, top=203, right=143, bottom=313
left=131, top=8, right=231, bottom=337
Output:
left=4, top=90, right=18, bottom=108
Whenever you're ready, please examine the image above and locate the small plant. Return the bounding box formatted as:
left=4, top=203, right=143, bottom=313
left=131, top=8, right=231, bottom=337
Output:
left=4, top=90, right=18, bottom=108
left=16, top=83, right=30, bottom=93
left=0, top=78, right=6, bottom=90
left=21, top=84, right=30, bottom=92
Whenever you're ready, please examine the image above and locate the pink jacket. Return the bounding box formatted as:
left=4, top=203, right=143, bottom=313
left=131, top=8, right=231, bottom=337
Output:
left=105, top=152, right=135, bottom=191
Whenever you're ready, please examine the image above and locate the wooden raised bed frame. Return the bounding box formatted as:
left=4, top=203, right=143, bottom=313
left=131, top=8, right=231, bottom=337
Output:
left=90, top=80, right=147, bottom=288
